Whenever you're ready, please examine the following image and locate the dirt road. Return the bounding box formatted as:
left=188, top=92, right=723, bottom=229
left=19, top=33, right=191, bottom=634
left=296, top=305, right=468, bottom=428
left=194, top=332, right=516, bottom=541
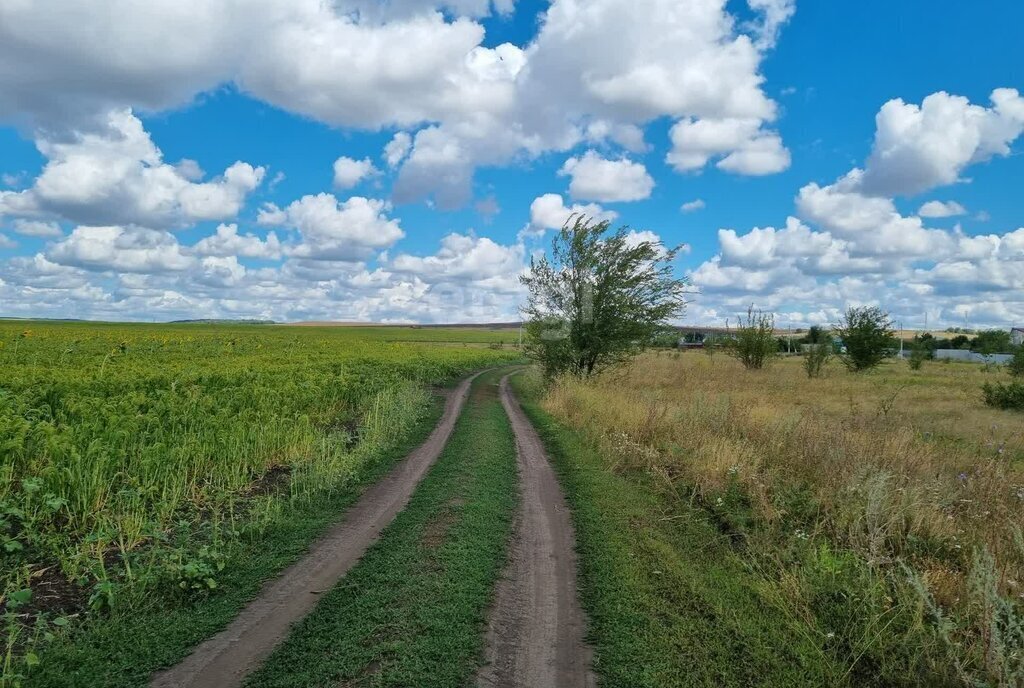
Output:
left=477, top=374, right=596, bottom=688
left=150, top=372, right=482, bottom=688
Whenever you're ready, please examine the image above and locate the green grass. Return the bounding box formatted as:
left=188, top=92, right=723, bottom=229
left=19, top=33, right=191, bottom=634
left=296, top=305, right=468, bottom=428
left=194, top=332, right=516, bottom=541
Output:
left=510, top=373, right=840, bottom=687
left=25, top=390, right=448, bottom=687
left=245, top=369, right=518, bottom=688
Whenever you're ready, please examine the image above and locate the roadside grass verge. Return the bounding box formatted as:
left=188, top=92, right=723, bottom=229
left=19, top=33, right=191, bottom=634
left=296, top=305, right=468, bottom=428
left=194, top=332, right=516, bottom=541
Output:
left=510, top=372, right=842, bottom=687
left=533, top=353, right=1023, bottom=685
left=245, top=369, right=518, bottom=688
left=24, top=388, right=447, bottom=688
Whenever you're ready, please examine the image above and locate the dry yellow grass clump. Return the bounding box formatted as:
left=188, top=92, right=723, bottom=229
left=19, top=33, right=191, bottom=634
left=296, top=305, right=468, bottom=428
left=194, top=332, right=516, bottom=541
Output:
left=542, top=352, right=1024, bottom=681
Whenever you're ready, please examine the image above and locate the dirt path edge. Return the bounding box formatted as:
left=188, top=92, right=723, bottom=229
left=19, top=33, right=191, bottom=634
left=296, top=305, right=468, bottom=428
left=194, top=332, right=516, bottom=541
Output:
left=476, top=373, right=596, bottom=688
left=150, top=370, right=486, bottom=688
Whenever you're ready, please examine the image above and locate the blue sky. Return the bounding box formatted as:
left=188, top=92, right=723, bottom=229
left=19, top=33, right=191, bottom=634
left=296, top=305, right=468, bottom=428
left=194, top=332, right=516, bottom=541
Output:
left=1, top=0, right=1022, bottom=326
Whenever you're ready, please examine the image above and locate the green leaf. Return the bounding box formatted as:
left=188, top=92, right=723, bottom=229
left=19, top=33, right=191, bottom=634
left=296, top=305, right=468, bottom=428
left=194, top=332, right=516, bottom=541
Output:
left=25, top=651, right=40, bottom=667
left=8, top=588, right=32, bottom=605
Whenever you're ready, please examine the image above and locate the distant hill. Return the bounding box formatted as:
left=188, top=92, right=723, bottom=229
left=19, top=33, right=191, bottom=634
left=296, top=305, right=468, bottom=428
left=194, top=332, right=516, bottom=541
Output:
left=288, top=321, right=522, bottom=329
left=169, top=319, right=276, bottom=325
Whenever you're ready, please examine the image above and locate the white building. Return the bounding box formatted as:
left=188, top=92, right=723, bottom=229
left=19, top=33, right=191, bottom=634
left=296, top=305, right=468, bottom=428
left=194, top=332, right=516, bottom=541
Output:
left=1013, top=327, right=1024, bottom=346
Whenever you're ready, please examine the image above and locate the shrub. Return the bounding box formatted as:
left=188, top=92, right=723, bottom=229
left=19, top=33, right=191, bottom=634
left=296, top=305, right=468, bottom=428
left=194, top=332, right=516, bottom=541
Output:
left=803, top=341, right=831, bottom=378
left=727, top=306, right=777, bottom=370
left=836, top=306, right=895, bottom=372
left=1009, top=347, right=1024, bottom=377
left=982, top=381, right=1024, bottom=410
left=908, top=342, right=929, bottom=371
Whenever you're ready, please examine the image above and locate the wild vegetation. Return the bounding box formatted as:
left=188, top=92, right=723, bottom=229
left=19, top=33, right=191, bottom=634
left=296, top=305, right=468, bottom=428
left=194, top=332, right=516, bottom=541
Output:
left=520, top=216, right=688, bottom=378
left=531, top=352, right=1024, bottom=685
left=0, top=321, right=518, bottom=685
left=836, top=305, right=896, bottom=372
left=726, top=306, right=778, bottom=370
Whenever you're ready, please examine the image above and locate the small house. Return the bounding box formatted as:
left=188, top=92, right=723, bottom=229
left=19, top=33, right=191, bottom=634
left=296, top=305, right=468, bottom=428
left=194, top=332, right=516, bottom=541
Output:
left=1013, top=327, right=1024, bottom=347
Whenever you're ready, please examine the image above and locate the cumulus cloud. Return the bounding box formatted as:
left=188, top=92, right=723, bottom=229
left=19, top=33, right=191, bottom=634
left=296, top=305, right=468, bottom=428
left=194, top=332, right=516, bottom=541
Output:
left=191, top=223, right=282, bottom=259
left=687, top=87, right=1024, bottom=328
left=10, top=219, right=63, bottom=237
left=390, top=232, right=524, bottom=286
left=383, top=132, right=412, bottom=168
left=47, top=225, right=193, bottom=273
left=666, top=117, right=789, bottom=174
left=332, top=156, right=378, bottom=189
left=258, top=193, right=404, bottom=261
left=857, top=88, right=1024, bottom=197
left=0, top=0, right=794, bottom=208
left=0, top=110, right=264, bottom=228
left=918, top=200, right=967, bottom=218
left=559, top=150, right=654, bottom=202
left=680, top=199, right=705, bottom=213
left=521, top=193, right=618, bottom=239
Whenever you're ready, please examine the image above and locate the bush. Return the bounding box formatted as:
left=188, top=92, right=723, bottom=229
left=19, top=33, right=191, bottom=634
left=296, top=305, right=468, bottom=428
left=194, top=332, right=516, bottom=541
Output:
left=908, top=342, right=929, bottom=371
left=1009, top=348, right=1024, bottom=377
left=803, top=341, right=831, bottom=378
left=982, top=381, right=1024, bottom=410
left=836, top=306, right=895, bottom=372
left=727, top=306, right=777, bottom=370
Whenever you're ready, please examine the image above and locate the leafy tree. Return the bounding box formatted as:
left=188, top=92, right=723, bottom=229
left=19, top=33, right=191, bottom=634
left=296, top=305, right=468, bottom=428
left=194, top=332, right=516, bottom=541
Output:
left=803, top=325, right=829, bottom=345
left=727, top=306, right=777, bottom=370
left=836, top=306, right=895, bottom=372
left=971, top=329, right=1013, bottom=354
left=949, top=334, right=971, bottom=350
left=520, top=216, right=689, bottom=378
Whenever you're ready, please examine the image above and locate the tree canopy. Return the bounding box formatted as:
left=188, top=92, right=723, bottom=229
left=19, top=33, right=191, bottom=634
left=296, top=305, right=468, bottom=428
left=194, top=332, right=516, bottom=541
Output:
left=520, top=216, right=689, bottom=377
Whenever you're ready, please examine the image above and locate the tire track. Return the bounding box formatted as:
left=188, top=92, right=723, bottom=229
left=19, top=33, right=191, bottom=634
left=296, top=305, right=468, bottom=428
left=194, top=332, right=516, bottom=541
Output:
left=477, top=373, right=596, bottom=688
left=150, top=371, right=484, bottom=688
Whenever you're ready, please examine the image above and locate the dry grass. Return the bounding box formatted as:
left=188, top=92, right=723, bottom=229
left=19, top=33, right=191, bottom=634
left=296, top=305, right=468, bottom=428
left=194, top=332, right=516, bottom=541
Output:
left=541, top=352, right=1024, bottom=683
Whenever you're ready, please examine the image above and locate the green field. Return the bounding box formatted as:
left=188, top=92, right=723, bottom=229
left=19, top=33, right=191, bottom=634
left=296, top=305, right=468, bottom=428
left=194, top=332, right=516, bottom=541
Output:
left=0, top=321, right=519, bottom=683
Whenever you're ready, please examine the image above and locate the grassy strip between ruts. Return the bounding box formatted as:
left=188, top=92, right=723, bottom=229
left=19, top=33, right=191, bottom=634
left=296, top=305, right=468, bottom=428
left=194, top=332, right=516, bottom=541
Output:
left=245, top=369, right=518, bottom=688
left=27, top=387, right=448, bottom=688
left=510, top=372, right=842, bottom=688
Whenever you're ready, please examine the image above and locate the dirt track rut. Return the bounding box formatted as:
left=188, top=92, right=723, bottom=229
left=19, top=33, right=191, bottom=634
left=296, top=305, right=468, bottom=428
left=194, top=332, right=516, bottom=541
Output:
left=477, top=373, right=596, bottom=688
left=150, top=372, right=482, bottom=688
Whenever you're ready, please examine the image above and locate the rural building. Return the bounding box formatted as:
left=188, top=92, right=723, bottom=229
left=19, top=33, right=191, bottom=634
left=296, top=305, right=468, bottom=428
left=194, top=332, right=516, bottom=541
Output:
left=1013, top=327, right=1024, bottom=346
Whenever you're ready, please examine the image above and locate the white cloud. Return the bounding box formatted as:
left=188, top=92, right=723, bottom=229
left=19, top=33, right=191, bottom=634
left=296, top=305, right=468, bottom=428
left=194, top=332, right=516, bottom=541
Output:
left=746, top=0, right=796, bottom=49
left=0, top=0, right=793, bottom=209
left=0, top=110, right=264, bottom=228
left=191, top=223, right=282, bottom=259
left=522, top=193, right=618, bottom=239
left=383, top=132, right=413, bottom=168
left=194, top=255, right=246, bottom=288
left=47, top=225, right=193, bottom=273
left=680, top=199, right=705, bottom=213
left=666, top=117, right=789, bottom=174
left=258, top=194, right=404, bottom=261
left=559, top=150, right=654, bottom=202
left=918, top=200, right=967, bottom=218
left=0, top=233, right=16, bottom=249
left=858, top=88, right=1024, bottom=197
left=390, top=232, right=524, bottom=286
left=686, top=87, right=1024, bottom=328
left=10, top=219, right=63, bottom=237
left=332, top=156, right=378, bottom=189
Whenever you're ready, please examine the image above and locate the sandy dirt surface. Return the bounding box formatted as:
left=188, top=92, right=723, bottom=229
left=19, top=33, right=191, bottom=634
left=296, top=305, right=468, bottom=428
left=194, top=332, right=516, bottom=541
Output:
left=150, top=371, right=482, bottom=688
left=477, top=374, right=596, bottom=688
